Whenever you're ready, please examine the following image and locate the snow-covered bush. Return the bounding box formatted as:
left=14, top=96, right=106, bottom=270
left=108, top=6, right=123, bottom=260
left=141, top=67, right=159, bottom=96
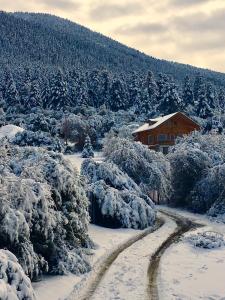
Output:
left=0, top=249, right=36, bottom=300
left=0, top=143, right=92, bottom=279
left=190, top=164, right=225, bottom=213
left=82, top=135, right=94, bottom=158
left=185, top=231, right=225, bottom=249
left=169, top=146, right=210, bottom=207
left=12, top=130, right=63, bottom=152
left=169, top=132, right=225, bottom=213
left=81, top=159, right=156, bottom=229
left=104, top=137, right=171, bottom=200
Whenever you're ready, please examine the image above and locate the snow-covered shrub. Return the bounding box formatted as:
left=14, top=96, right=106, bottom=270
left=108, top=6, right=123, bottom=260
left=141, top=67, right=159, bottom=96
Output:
left=82, top=135, right=94, bottom=158
left=169, top=143, right=211, bottom=207
left=103, top=137, right=171, bottom=200
left=0, top=143, right=91, bottom=279
left=190, top=164, right=225, bottom=213
left=12, top=130, right=63, bottom=152
left=0, top=249, right=36, bottom=300
left=185, top=231, right=225, bottom=249
left=81, top=159, right=156, bottom=229
left=169, top=132, right=225, bottom=212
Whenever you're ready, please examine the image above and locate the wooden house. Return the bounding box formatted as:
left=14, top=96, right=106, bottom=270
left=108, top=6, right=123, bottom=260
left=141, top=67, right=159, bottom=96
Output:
left=132, top=112, right=200, bottom=154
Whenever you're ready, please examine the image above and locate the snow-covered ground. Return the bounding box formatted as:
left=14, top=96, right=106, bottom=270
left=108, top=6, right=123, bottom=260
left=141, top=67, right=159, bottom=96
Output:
left=158, top=206, right=225, bottom=300
left=33, top=224, right=141, bottom=300
left=0, top=124, right=24, bottom=141
left=89, top=213, right=176, bottom=300
left=65, top=152, right=104, bottom=171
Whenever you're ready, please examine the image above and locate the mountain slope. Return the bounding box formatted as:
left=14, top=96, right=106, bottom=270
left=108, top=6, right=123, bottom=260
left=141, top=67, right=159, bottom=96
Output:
left=0, top=11, right=224, bottom=87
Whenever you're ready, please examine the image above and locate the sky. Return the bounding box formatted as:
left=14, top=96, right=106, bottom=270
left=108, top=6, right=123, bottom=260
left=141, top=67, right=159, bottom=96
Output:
left=1, top=0, right=225, bottom=72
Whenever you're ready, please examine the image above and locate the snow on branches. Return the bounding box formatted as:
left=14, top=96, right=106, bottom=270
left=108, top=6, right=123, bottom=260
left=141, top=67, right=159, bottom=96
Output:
left=81, top=159, right=156, bottom=229
left=0, top=143, right=92, bottom=280
left=103, top=137, right=171, bottom=200
left=0, top=249, right=36, bottom=300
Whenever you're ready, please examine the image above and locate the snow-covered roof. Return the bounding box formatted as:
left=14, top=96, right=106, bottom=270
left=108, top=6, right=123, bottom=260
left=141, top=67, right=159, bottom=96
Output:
left=133, top=112, right=178, bottom=134
left=0, top=124, right=24, bottom=141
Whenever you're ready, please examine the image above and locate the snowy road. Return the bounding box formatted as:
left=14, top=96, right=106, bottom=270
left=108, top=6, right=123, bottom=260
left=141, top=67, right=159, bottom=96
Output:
left=148, top=209, right=203, bottom=300
left=67, top=209, right=205, bottom=300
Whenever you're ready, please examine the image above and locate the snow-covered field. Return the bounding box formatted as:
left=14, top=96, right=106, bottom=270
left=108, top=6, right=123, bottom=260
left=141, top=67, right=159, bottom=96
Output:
left=158, top=206, right=225, bottom=300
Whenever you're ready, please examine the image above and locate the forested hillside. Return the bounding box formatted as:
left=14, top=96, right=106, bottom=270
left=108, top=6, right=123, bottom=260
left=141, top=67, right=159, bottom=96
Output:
left=0, top=11, right=224, bottom=120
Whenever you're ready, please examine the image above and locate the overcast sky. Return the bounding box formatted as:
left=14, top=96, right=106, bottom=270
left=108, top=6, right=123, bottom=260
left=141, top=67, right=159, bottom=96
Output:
left=1, top=0, right=225, bottom=72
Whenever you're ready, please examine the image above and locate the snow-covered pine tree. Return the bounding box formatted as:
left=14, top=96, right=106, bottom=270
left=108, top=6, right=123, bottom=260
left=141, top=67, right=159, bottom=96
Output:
left=128, top=71, right=141, bottom=108
left=139, top=71, right=158, bottom=115
left=4, top=67, right=20, bottom=109
left=100, top=70, right=110, bottom=108
left=109, top=79, right=128, bottom=111
left=218, top=88, right=225, bottom=113
left=88, top=69, right=101, bottom=107
left=82, top=135, right=94, bottom=158
left=193, top=73, right=203, bottom=104
left=49, top=68, right=70, bottom=110
left=76, top=76, right=89, bottom=107
left=196, top=80, right=213, bottom=119
left=26, top=78, right=42, bottom=109
left=41, top=77, right=50, bottom=109
left=158, top=81, right=183, bottom=115
left=20, top=67, right=31, bottom=106
left=183, top=76, right=194, bottom=107
left=206, top=83, right=217, bottom=110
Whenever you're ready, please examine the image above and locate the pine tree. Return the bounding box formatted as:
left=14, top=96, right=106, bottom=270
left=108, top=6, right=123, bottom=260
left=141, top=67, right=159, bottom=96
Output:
left=82, top=135, right=94, bottom=158
left=193, top=73, right=203, bottom=104
left=218, top=88, right=225, bottom=112
left=109, top=79, right=127, bottom=111
left=4, top=67, right=20, bottom=108
left=41, top=80, right=50, bottom=109
left=139, top=71, right=158, bottom=115
left=26, top=79, right=42, bottom=109
left=49, top=69, right=70, bottom=110
left=183, top=76, right=194, bottom=107
left=196, top=81, right=212, bottom=119
left=158, top=81, right=182, bottom=115
left=20, top=67, right=31, bottom=105
left=88, top=69, right=101, bottom=107
left=101, top=70, right=110, bottom=108
left=77, top=77, right=89, bottom=107
left=206, top=83, right=216, bottom=110
left=128, top=72, right=141, bottom=108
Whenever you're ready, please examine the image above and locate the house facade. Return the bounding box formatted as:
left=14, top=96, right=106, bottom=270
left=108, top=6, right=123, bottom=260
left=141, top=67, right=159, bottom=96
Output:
left=133, top=112, right=200, bottom=154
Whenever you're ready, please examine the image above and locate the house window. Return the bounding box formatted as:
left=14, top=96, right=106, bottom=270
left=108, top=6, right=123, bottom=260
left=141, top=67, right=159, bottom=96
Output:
left=158, top=134, right=167, bottom=142
left=148, top=135, right=154, bottom=144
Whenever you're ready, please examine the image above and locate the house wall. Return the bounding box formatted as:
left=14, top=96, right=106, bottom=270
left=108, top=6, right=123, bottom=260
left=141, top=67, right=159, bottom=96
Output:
left=135, top=113, right=200, bottom=149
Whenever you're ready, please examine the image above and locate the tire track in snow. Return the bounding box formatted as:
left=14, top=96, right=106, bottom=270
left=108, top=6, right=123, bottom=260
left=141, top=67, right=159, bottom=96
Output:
left=147, top=209, right=203, bottom=300
left=68, top=219, right=163, bottom=300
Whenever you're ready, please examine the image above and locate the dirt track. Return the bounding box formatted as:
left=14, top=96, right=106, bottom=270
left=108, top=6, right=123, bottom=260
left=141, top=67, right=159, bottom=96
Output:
left=147, top=209, right=202, bottom=300
left=75, top=219, right=163, bottom=300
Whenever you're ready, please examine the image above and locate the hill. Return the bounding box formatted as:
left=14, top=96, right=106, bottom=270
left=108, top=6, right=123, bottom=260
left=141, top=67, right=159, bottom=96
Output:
left=0, top=11, right=224, bottom=87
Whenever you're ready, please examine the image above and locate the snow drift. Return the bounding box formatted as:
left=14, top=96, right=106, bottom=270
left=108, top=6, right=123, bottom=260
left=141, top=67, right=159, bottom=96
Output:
left=81, top=159, right=156, bottom=229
